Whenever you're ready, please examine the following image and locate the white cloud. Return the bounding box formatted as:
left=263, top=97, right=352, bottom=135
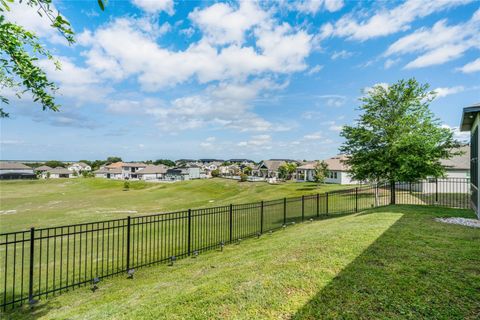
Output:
left=131, top=0, right=175, bottom=15
left=385, top=9, right=480, bottom=69
left=331, top=50, right=353, bottom=60
left=457, top=58, right=480, bottom=73
left=78, top=14, right=312, bottom=91
left=320, top=0, right=472, bottom=41
left=362, top=82, right=389, bottom=95
left=303, top=132, right=323, bottom=140
left=442, top=125, right=470, bottom=142
left=237, top=135, right=272, bottom=148
left=307, top=64, right=324, bottom=75
left=294, top=0, right=344, bottom=14
left=434, top=86, right=465, bottom=98
left=384, top=58, right=400, bottom=69
left=189, top=1, right=267, bottom=45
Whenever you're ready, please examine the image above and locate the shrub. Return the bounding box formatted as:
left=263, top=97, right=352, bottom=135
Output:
left=123, top=180, right=130, bottom=191
left=240, top=173, right=248, bottom=182
left=211, top=169, right=220, bottom=177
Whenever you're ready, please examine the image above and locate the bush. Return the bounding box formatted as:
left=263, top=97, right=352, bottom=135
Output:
left=123, top=181, right=130, bottom=191
left=239, top=173, right=248, bottom=182
left=211, top=169, right=220, bottom=177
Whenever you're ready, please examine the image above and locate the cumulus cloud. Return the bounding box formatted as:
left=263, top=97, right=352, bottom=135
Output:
left=237, top=135, right=272, bottom=148
left=385, top=9, right=480, bottom=69
left=434, top=86, right=465, bottom=98
left=307, top=64, right=324, bottom=75
left=319, top=0, right=472, bottom=41
left=131, top=0, right=175, bottom=15
left=331, top=50, right=353, bottom=60
left=294, top=0, right=344, bottom=14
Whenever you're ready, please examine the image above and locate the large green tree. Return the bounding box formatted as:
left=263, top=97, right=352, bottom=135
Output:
left=0, top=0, right=105, bottom=117
left=340, top=78, right=460, bottom=186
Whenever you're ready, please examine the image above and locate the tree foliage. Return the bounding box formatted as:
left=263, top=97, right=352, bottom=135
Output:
left=106, top=156, right=122, bottom=164
left=313, top=161, right=329, bottom=184
left=0, top=0, right=106, bottom=117
left=340, top=78, right=460, bottom=183
left=44, top=160, right=65, bottom=168
left=278, top=163, right=297, bottom=180
left=211, top=169, right=220, bottom=177
left=154, top=159, right=175, bottom=167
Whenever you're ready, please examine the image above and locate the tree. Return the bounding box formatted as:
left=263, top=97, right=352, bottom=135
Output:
left=278, top=162, right=297, bottom=180
left=106, top=156, right=122, bottom=164
left=0, top=0, right=106, bottom=117
left=211, top=169, right=220, bottom=177
left=243, top=166, right=252, bottom=175
left=154, top=159, right=175, bottom=167
left=340, top=78, right=460, bottom=202
left=239, top=173, right=248, bottom=182
left=44, top=160, right=65, bottom=168
left=313, top=161, right=329, bottom=185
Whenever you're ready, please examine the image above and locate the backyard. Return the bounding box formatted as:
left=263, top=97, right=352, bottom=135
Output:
left=3, top=205, right=479, bottom=319
left=0, top=178, right=352, bottom=233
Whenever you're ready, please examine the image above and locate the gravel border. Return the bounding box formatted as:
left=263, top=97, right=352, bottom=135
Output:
left=435, top=217, right=480, bottom=228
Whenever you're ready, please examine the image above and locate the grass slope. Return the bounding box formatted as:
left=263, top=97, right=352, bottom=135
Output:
left=4, top=205, right=479, bottom=319
left=0, top=178, right=350, bottom=233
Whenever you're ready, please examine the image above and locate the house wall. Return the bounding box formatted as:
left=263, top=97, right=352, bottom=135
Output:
left=0, top=169, right=34, bottom=174
left=445, top=169, right=469, bottom=179
left=187, top=168, right=200, bottom=179
left=472, top=115, right=480, bottom=218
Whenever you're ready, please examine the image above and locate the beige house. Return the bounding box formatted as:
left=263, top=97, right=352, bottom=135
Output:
left=253, top=160, right=287, bottom=178
left=44, top=167, right=74, bottom=179
left=136, top=165, right=168, bottom=181
left=296, top=155, right=357, bottom=184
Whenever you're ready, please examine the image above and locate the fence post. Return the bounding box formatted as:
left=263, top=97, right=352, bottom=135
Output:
left=28, top=227, right=35, bottom=303
left=260, top=201, right=264, bottom=234
left=326, top=192, right=329, bottom=215
left=316, top=193, right=320, bottom=217
left=126, top=216, right=131, bottom=271
left=301, top=195, right=305, bottom=221
left=229, top=204, right=233, bottom=243
left=187, top=209, right=192, bottom=256
left=283, top=198, right=287, bottom=225
left=355, top=187, right=358, bottom=212
left=390, top=181, right=396, bottom=205
left=435, top=178, right=439, bottom=203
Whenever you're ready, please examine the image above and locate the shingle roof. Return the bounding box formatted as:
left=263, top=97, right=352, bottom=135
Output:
left=72, top=162, right=89, bottom=168
left=105, top=162, right=124, bottom=169
left=297, top=161, right=317, bottom=170
left=0, top=162, right=32, bottom=170
left=323, top=155, right=350, bottom=171
left=137, top=165, right=168, bottom=175
left=122, top=162, right=147, bottom=168
left=35, top=165, right=52, bottom=171
left=441, top=145, right=470, bottom=170
left=258, top=160, right=286, bottom=171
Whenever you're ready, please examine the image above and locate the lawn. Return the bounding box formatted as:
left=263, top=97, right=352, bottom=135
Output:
left=0, top=178, right=352, bottom=233
left=4, top=205, right=479, bottom=319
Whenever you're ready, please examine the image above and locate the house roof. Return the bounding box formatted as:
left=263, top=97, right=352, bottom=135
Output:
left=71, top=162, right=89, bottom=168
left=460, top=103, right=480, bottom=131
left=323, top=155, right=350, bottom=171
left=47, top=167, right=72, bottom=174
left=122, top=162, right=147, bottom=168
left=228, top=159, right=254, bottom=163
left=35, top=165, right=52, bottom=171
left=441, top=145, right=470, bottom=170
left=167, top=168, right=189, bottom=175
left=258, top=160, right=287, bottom=171
left=105, top=162, right=124, bottom=169
left=297, top=161, right=317, bottom=170
left=137, top=165, right=168, bottom=175
left=0, top=162, right=32, bottom=170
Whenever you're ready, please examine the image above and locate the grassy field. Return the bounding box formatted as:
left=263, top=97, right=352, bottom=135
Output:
left=0, top=178, right=352, bottom=233
left=3, top=205, right=479, bottom=319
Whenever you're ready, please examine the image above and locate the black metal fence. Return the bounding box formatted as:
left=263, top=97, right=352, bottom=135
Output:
left=0, top=179, right=471, bottom=310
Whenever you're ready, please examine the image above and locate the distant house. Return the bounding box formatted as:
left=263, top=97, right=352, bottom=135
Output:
left=228, top=159, right=255, bottom=166
left=199, top=159, right=224, bottom=164
left=121, top=162, right=147, bottom=180
left=296, top=156, right=356, bottom=184
left=94, top=166, right=122, bottom=179
left=0, top=162, right=35, bottom=180
left=219, top=164, right=241, bottom=176
left=34, top=165, right=52, bottom=173
left=253, top=160, right=287, bottom=178
left=44, top=167, right=73, bottom=179
left=165, top=167, right=201, bottom=181
left=441, top=145, right=470, bottom=178
left=67, top=162, right=91, bottom=172
left=136, top=165, right=168, bottom=181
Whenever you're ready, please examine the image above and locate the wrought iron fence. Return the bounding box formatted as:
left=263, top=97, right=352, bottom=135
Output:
left=0, top=178, right=471, bottom=310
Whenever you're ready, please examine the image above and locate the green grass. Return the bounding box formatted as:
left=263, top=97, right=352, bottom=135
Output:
left=4, top=205, right=479, bottom=319
left=0, top=178, right=352, bottom=233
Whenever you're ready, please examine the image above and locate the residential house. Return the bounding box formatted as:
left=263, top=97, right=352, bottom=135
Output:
left=296, top=156, right=356, bottom=184
left=219, top=164, right=241, bottom=176
left=67, top=162, right=91, bottom=172
left=165, top=167, right=201, bottom=181
left=228, top=159, right=255, bottom=166
left=94, top=166, right=121, bottom=179
left=0, top=162, right=35, bottom=180
left=34, top=165, right=52, bottom=173
left=460, top=103, right=480, bottom=218
left=199, top=159, right=224, bottom=164
left=253, top=160, right=287, bottom=178
left=44, top=167, right=74, bottom=179
left=296, top=161, right=317, bottom=181
left=121, top=162, right=147, bottom=180
left=136, top=165, right=168, bottom=181
left=441, top=145, right=470, bottom=178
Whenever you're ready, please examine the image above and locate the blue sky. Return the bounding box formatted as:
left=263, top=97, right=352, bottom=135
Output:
left=1, top=0, right=479, bottom=161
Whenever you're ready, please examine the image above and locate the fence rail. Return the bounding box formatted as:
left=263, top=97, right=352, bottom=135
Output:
left=0, top=178, right=471, bottom=310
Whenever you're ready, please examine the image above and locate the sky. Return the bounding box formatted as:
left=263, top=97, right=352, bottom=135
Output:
left=1, top=0, right=479, bottom=162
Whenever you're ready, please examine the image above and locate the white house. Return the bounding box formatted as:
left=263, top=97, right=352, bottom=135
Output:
left=67, top=162, right=91, bottom=172
left=34, top=165, right=52, bottom=173
left=44, top=167, right=74, bottom=179
left=121, top=162, right=147, bottom=180
left=296, top=155, right=357, bottom=185
left=136, top=165, right=168, bottom=181
left=296, top=161, right=317, bottom=181
left=165, top=167, right=201, bottom=181
left=0, top=162, right=35, bottom=180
